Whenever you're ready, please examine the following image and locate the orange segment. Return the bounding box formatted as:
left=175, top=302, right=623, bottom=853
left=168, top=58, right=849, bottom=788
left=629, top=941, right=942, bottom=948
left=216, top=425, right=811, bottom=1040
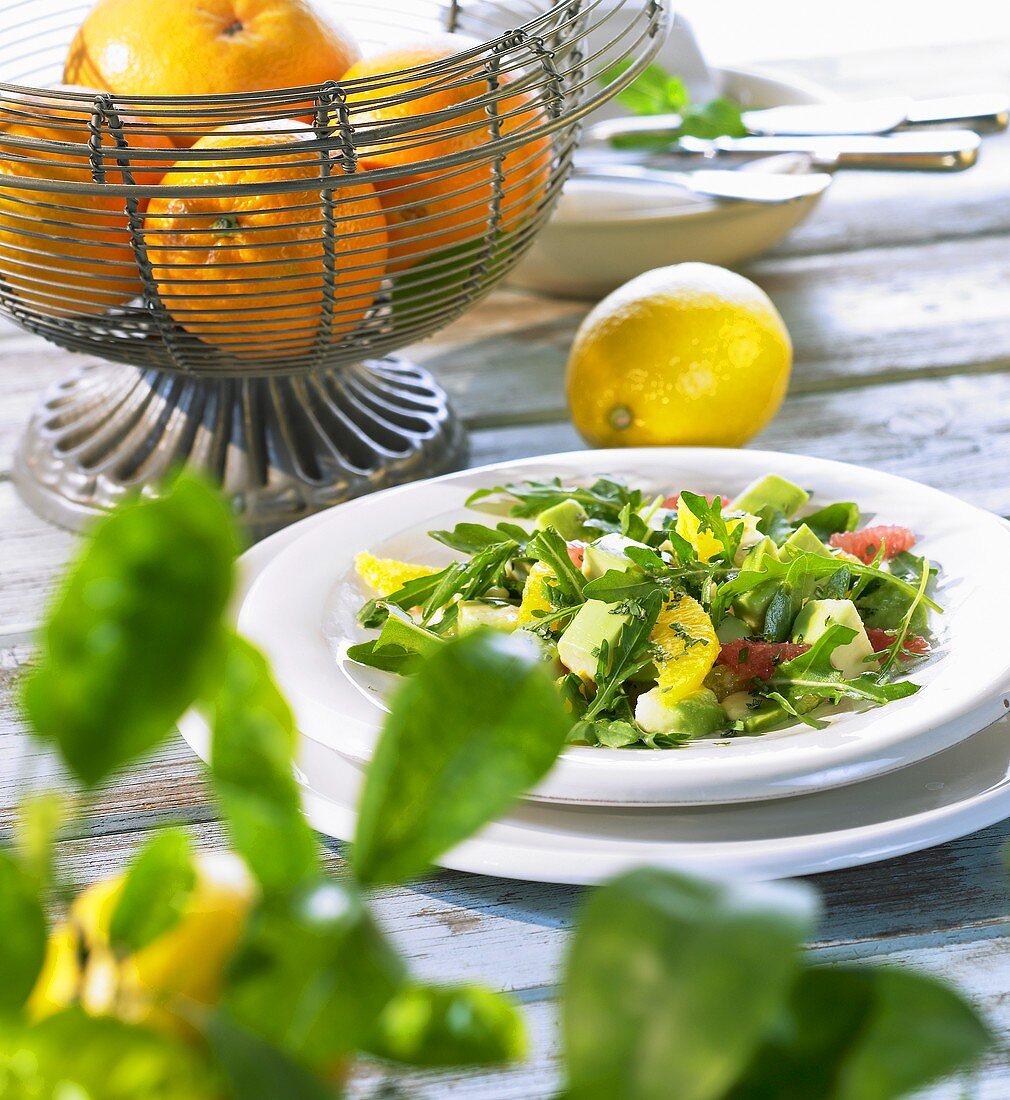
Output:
left=517, top=561, right=557, bottom=628
left=355, top=552, right=438, bottom=598
left=649, top=594, right=719, bottom=702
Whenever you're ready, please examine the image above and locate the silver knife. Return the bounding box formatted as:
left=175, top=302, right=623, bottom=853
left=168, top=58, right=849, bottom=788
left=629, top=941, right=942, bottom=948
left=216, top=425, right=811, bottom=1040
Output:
left=742, top=93, right=1009, bottom=136
left=585, top=94, right=1008, bottom=145
left=675, top=130, right=981, bottom=171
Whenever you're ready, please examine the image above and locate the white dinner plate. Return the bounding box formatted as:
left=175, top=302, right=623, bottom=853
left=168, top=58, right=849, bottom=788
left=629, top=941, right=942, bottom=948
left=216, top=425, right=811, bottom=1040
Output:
left=236, top=448, right=1010, bottom=807
left=178, top=510, right=1010, bottom=886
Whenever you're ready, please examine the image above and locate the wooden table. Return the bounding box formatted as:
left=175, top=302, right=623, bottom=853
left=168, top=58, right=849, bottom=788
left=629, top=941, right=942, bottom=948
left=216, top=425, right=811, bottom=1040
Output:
left=3, top=43, right=1010, bottom=1097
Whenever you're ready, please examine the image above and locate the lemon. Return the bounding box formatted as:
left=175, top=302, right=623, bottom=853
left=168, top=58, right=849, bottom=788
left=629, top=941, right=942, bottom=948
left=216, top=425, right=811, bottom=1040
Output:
left=516, top=561, right=557, bottom=627
left=566, top=263, right=792, bottom=448
left=635, top=594, right=719, bottom=732
left=28, top=852, right=255, bottom=1036
left=355, top=552, right=439, bottom=597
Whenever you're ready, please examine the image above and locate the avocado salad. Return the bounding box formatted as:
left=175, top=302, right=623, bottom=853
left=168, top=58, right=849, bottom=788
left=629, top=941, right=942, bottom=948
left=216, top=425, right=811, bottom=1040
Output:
left=349, top=473, right=941, bottom=748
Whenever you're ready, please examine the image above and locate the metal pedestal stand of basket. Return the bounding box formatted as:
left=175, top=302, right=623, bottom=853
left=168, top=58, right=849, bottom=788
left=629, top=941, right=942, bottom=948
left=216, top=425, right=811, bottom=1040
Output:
left=13, top=355, right=465, bottom=539
left=1, top=0, right=667, bottom=538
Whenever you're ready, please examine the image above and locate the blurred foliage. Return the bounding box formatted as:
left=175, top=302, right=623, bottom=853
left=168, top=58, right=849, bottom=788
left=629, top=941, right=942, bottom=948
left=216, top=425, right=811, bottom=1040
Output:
left=0, top=473, right=993, bottom=1098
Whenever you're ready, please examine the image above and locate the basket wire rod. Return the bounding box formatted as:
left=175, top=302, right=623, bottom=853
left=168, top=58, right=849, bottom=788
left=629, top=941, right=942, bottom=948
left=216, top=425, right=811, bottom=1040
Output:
left=457, top=48, right=505, bottom=313
left=446, top=0, right=462, bottom=34
left=88, top=92, right=186, bottom=372
left=309, top=82, right=344, bottom=367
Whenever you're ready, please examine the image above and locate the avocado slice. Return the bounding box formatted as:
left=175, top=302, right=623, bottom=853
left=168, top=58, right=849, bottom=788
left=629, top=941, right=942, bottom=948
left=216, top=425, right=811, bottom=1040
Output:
left=791, top=598, right=875, bottom=679
left=635, top=687, right=728, bottom=739
left=377, top=614, right=443, bottom=657
left=716, top=614, right=751, bottom=643
left=457, top=602, right=520, bottom=634
left=732, top=537, right=782, bottom=630
left=581, top=533, right=651, bottom=581
left=732, top=474, right=810, bottom=518
left=781, top=523, right=832, bottom=560
left=534, top=498, right=588, bottom=540
left=557, top=599, right=632, bottom=681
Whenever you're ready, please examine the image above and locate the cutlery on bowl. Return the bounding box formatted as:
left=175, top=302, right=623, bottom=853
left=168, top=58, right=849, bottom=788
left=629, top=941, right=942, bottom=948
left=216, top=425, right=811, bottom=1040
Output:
left=585, top=94, right=1008, bottom=146
left=742, top=93, right=1009, bottom=136
left=571, top=162, right=832, bottom=204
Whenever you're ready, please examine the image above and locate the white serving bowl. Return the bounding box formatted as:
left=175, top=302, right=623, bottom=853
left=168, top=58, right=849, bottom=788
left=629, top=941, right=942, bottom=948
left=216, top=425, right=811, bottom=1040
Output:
left=236, top=448, right=1010, bottom=807
left=510, top=65, right=834, bottom=299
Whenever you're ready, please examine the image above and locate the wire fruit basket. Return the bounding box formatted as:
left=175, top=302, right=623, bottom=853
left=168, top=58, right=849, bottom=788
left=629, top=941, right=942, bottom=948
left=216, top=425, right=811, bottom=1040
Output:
left=1, top=0, right=666, bottom=536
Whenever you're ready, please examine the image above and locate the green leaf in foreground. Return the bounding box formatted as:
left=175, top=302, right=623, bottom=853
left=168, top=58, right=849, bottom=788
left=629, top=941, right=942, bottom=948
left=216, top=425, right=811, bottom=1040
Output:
left=563, top=868, right=817, bottom=1100
left=224, top=880, right=405, bottom=1070
left=206, top=635, right=319, bottom=895
left=353, top=630, right=573, bottom=886
left=370, top=983, right=527, bottom=1067
left=22, top=474, right=238, bottom=787
left=109, top=828, right=196, bottom=956
left=0, top=848, right=47, bottom=1013
left=728, top=965, right=991, bottom=1100
left=0, top=1008, right=219, bottom=1100
left=206, top=1012, right=335, bottom=1100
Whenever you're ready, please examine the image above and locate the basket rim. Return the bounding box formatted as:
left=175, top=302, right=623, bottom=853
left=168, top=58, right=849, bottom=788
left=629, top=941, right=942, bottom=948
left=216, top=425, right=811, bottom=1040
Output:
left=0, top=0, right=655, bottom=103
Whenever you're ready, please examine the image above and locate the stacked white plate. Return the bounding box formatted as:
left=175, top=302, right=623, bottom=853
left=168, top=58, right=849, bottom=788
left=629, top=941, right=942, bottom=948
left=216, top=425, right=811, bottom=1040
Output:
left=179, top=449, right=1010, bottom=884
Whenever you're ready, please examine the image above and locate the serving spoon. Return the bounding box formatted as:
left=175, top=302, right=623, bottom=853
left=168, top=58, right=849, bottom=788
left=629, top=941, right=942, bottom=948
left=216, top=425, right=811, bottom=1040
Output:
left=571, top=162, right=832, bottom=204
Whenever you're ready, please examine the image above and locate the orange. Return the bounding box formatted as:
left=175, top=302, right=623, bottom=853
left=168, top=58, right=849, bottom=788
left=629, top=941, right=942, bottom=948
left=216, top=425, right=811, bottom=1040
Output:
left=0, top=88, right=169, bottom=317
left=343, top=35, right=553, bottom=268
left=144, top=121, right=390, bottom=359
left=64, top=0, right=362, bottom=146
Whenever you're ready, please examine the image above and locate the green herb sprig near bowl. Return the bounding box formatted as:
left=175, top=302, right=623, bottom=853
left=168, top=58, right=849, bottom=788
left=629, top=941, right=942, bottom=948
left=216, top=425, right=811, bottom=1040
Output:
left=350, top=471, right=941, bottom=750
left=1, top=475, right=990, bottom=1099
left=600, top=61, right=748, bottom=148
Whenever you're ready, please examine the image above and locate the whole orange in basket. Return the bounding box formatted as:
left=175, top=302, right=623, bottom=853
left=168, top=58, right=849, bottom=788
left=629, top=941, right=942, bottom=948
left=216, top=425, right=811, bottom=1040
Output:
left=64, top=0, right=362, bottom=146
left=144, top=121, right=390, bottom=359
left=0, top=88, right=170, bottom=317
left=343, top=35, right=553, bottom=269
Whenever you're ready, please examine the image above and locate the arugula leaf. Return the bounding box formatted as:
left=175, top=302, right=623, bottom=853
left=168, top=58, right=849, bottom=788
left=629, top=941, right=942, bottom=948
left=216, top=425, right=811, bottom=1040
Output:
left=345, top=640, right=425, bottom=674
left=877, top=554, right=931, bottom=679
left=583, top=592, right=663, bottom=720
left=418, top=541, right=518, bottom=627
left=429, top=521, right=528, bottom=555
left=527, top=527, right=586, bottom=602
left=583, top=568, right=667, bottom=605
left=467, top=477, right=642, bottom=527
left=353, top=631, right=572, bottom=885
left=0, top=848, right=47, bottom=1012
left=569, top=718, right=642, bottom=748
left=359, top=569, right=450, bottom=628
left=755, top=505, right=793, bottom=545
left=680, top=491, right=744, bottom=563
left=206, top=635, right=319, bottom=894
left=22, top=473, right=237, bottom=788
left=563, top=868, right=817, bottom=1100
left=771, top=625, right=919, bottom=706
left=728, top=964, right=991, bottom=1100
left=715, top=551, right=940, bottom=626
left=678, top=95, right=747, bottom=140
left=109, top=828, right=196, bottom=956
left=369, top=983, right=527, bottom=1067
left=619, top=501, right=650, bottom=542
left=802, top=502, right=860, bottom=541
